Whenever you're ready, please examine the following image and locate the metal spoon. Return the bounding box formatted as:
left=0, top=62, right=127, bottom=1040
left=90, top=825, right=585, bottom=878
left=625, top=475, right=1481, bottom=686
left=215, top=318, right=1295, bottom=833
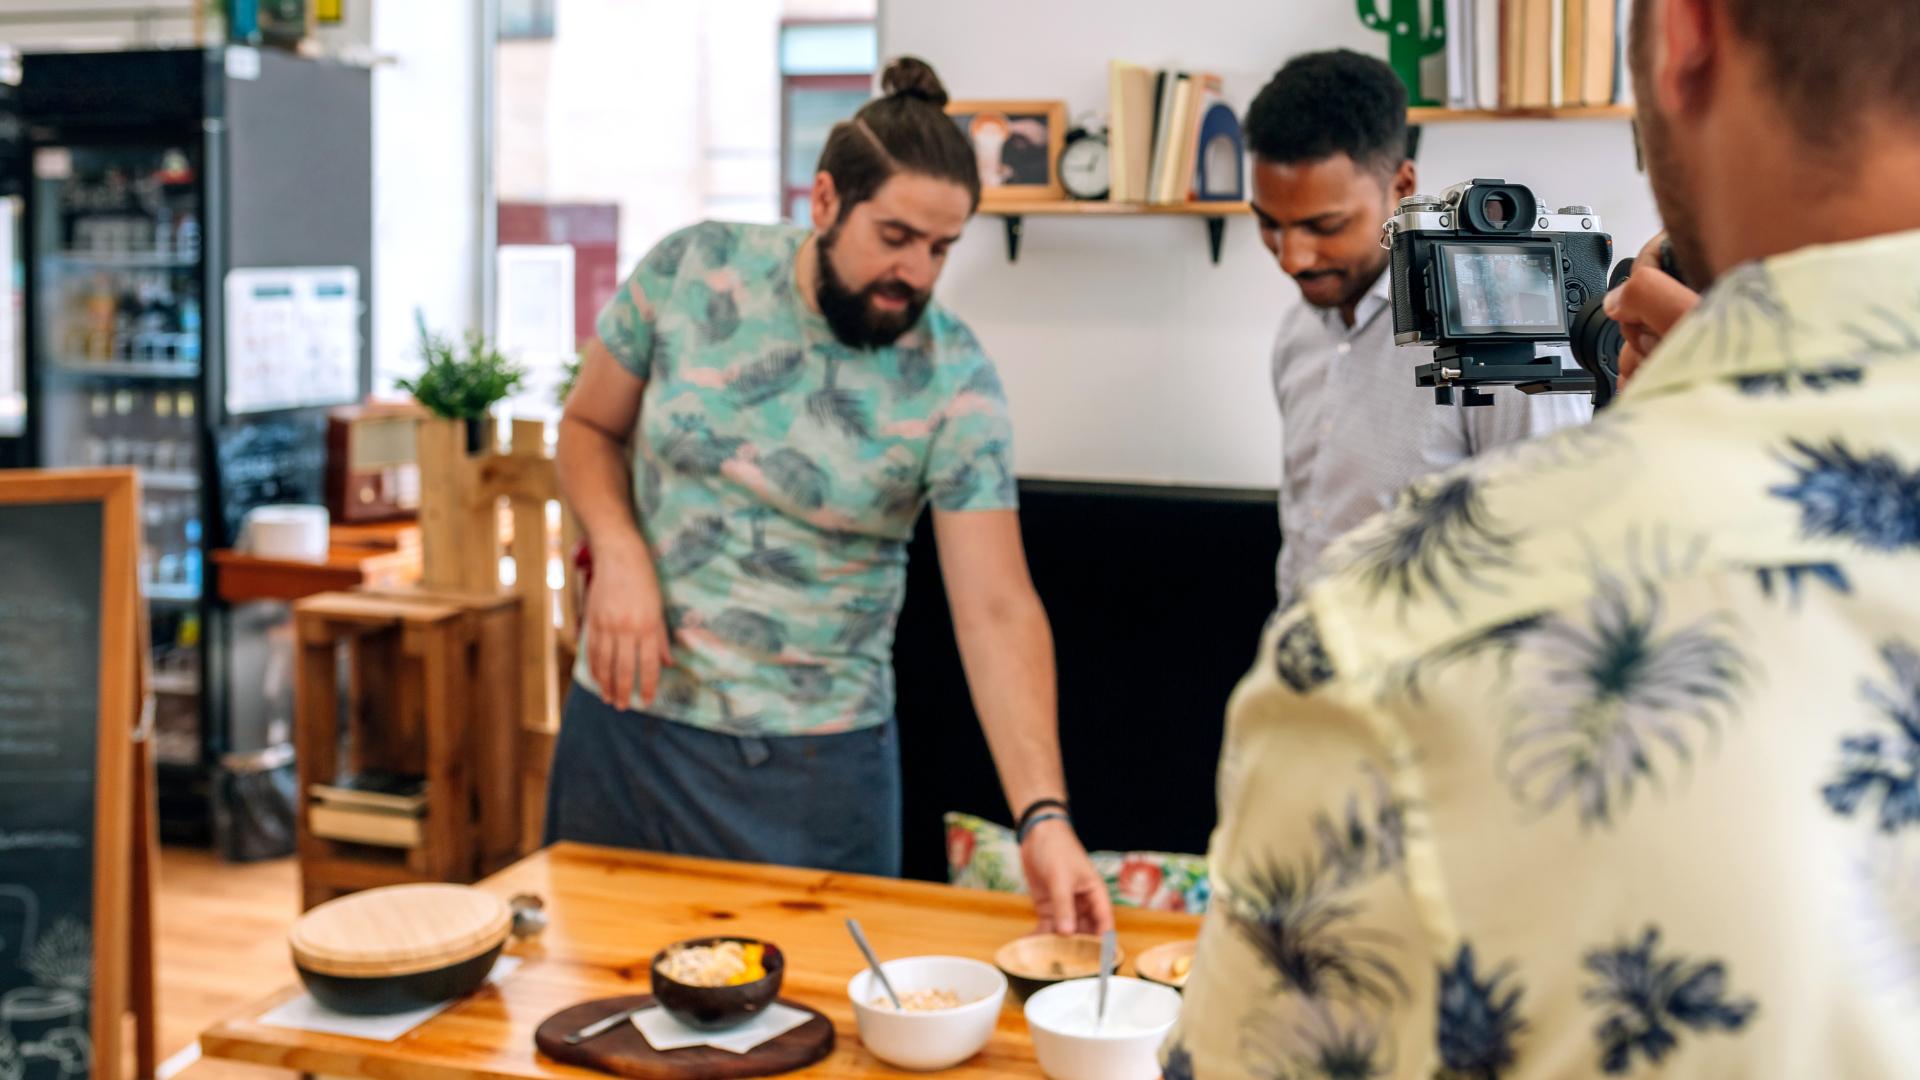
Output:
left=846, top=918, right=903, bottom=1010
left=1096, top=929, right=1117, bottom=1030
left=563, top=1003, right=646, bottom=1045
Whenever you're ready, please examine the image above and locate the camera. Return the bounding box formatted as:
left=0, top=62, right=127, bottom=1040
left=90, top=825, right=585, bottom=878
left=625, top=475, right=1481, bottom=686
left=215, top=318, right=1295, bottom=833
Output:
left=1382, top=179, right=1616, bottom=406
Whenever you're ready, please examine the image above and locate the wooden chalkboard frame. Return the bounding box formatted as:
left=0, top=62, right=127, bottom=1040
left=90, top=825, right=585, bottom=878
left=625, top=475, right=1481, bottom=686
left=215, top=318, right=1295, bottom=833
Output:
left=0, top=469, right=155, bottom=1080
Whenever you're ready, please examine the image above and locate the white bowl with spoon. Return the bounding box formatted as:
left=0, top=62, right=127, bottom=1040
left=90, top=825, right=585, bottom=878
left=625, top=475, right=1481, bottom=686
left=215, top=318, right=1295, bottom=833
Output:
left=847, top=956, right=1008, bottom=1070
left=1023, top=976, right=1182, bottom=1080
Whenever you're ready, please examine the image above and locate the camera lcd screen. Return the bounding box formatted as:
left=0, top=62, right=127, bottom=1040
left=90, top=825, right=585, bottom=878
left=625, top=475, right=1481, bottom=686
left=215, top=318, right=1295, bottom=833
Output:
left=1442, top=245, right=1565, bottom=335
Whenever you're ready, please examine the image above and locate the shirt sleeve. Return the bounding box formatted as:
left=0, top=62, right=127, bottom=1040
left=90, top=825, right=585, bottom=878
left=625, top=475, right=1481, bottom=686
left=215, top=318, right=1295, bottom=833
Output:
left=926, top=345, right=1018, bottom=513
left=594, top=224, right=700, bottom=381
left=1165, top=605, right=1434, bottom=1080
left=1462, top=368, right=1596, bottom=454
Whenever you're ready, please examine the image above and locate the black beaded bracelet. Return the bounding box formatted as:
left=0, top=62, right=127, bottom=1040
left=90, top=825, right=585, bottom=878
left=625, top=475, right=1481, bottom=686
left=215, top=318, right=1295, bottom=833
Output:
left=1017, top=810, right=1070, bottom=844
left=1016, top=797, right=1070, bottom=832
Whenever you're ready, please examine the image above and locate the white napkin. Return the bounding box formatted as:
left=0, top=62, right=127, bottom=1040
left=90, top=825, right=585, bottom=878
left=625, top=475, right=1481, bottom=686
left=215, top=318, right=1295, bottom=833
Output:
left=631, top=1003, right=812, bottom=1055
left=257, top=956, right=523, bottom=1041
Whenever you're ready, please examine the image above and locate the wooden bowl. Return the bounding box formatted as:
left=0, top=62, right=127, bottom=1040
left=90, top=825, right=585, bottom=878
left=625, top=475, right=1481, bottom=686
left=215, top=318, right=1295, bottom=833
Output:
left=1134, top=940, right=1197, bottom=991
left=993, top=934, right=1124, bottom=1001
left=290, top=884, right=511, bottom=1015
left=650, top=937, right=784, bottom=1032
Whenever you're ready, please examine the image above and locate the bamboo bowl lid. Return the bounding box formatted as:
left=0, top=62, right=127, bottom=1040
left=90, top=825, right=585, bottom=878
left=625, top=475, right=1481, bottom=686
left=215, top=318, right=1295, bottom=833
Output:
left=291, top=884, right=512, bottom=979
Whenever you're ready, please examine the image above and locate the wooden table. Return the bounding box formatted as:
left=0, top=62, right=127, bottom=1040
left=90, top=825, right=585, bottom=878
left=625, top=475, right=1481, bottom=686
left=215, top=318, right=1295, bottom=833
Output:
left=201, top=843, right=1201, bottom=1078
left=213, top=522, right=423, bottom=604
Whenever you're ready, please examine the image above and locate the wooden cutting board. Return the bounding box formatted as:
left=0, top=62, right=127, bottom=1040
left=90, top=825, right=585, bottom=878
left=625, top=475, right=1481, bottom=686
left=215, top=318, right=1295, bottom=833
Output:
left=534, top=996, right=833, bottom=1079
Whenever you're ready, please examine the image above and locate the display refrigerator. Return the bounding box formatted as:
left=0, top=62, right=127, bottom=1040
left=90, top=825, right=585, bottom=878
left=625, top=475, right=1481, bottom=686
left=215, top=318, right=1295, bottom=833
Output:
left=16, top=47, right=372, bottom=847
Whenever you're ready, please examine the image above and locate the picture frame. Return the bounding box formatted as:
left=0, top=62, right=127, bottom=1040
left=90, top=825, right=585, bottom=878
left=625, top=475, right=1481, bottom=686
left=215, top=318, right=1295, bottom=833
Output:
left=945, top=99, right=1068, bottom=204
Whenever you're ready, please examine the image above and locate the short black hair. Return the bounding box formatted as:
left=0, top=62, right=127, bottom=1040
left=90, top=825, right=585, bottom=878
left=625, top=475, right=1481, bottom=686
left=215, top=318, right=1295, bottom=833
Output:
left=1244, top=49, right=1411, bottom=175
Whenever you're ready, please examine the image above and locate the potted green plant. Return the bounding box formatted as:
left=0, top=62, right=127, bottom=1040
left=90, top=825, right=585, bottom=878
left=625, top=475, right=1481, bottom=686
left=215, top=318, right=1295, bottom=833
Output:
left=555, top=352, right=583, bottom=410
left=396, top=311, right=527, bottom=452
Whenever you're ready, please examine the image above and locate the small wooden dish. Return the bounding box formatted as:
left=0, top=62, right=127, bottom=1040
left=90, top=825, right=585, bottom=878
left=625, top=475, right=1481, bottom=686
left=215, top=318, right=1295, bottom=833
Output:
left=290, top=884, right=512, bottom=1015
left=992, top=934, right=1124, bottom=1001
left=1134, top=940, right=1197, bottom=991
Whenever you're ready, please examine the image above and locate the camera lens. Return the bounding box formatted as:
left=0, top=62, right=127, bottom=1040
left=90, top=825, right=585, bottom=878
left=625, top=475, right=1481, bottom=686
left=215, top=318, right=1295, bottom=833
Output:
left=1483, top=193, right=1515, bottom=229
left=1568, top=258, right=1638, bottom=409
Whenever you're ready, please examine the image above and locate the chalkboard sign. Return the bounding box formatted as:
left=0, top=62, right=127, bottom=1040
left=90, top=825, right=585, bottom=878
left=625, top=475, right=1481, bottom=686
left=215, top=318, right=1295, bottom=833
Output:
left=215, top=413, right=329, bottom=548
left=0, top=471, right=145, bottom=1080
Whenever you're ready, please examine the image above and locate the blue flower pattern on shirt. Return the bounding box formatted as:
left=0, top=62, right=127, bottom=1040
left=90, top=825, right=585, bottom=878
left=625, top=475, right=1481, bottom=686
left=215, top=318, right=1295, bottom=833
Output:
left=1824, top=640, right=1920, bottom=835
left=1582, top=927, right=1757, bottom=1075
left=1436, top=944, right=1527, bottom=1080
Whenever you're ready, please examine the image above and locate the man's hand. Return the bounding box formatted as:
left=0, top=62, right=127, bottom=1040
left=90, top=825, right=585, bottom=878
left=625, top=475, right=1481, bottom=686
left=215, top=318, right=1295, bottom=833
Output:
left=583, top=542, right=673, bottom=709
left=1021, top=818, right=1114, bottom=935
left=1604, top=233, right=1701, bottom=389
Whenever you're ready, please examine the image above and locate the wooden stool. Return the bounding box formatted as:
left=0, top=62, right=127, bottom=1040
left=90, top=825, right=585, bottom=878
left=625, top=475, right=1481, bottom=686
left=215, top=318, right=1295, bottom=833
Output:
left=293, top=588, right=521, bottom=910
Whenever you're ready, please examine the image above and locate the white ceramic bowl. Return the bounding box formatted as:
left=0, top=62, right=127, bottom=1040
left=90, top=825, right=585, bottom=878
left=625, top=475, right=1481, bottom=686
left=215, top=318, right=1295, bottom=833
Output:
left=1024, top=976, right=1182, bottom=1080
left=848, top=956, right=1008, bottom=1071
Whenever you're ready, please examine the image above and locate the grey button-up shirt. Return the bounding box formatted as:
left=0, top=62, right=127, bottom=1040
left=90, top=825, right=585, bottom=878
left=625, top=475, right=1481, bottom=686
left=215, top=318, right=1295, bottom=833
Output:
left=1272, top=270, right=1593, bottom=607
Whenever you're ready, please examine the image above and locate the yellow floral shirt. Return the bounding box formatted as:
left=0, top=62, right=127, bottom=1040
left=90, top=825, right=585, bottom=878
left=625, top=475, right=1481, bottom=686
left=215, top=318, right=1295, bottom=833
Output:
left=1169, top=229, right=1920, bottom=1079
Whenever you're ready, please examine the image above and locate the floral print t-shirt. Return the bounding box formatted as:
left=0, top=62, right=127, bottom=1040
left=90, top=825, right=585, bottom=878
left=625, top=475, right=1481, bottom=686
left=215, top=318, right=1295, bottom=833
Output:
left=575, top=221, right=1016, bottom=736
left=1169, top=229, right=1920, bottom=1078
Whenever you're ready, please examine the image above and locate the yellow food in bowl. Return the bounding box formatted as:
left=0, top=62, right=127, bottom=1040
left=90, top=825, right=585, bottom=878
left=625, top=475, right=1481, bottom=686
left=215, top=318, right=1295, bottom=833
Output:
left=660, top=941, right=767, bottom=987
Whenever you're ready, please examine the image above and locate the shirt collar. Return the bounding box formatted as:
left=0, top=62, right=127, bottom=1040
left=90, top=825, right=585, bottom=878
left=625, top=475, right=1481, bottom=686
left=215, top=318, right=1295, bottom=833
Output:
left=1624, top=227, right=1920, bottom=401
left=1313, top=268, right=1396, bottom=336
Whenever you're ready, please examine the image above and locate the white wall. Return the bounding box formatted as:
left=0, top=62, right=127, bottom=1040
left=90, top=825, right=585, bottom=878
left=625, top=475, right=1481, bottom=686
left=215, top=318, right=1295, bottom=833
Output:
left=881, top=1, right=1658, bottom=488
left=370, top=0, right=485, bottom=391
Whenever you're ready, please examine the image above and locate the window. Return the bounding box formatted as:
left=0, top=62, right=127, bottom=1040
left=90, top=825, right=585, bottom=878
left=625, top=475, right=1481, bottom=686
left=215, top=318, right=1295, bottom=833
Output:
left=500, top=0, right=557, bottom=41
left=780, top=21, right=876, bottom=227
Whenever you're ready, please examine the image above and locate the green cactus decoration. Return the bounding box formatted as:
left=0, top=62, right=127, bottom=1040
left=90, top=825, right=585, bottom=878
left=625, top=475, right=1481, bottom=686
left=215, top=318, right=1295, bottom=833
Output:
left=1358, top=0, right=1447, bottom=107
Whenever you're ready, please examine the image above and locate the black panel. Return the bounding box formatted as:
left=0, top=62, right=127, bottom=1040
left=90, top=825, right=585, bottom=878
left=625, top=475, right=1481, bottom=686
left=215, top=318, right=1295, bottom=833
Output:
left=893, top=481, right=1280, bottom=883
left=19, top=49, right=211, bottom=133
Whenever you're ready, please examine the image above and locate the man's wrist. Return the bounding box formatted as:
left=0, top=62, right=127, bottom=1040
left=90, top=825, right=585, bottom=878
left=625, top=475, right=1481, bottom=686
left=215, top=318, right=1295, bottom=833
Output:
left=1017, top=810, right=1071, bottom=845
left=1015, top=797, right=1069, bottom=831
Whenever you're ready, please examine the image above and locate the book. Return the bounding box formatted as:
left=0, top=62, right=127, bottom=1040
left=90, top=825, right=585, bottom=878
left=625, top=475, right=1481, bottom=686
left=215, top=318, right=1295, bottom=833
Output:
left=1148, top=71, right=1182, bottom=202
left=1612, top=0, right=1632, bottom=103
left=1446, top=0, right=1476, bottom=109
left=1501, top=0, right=1524, bottom=106
left=1520, top=0, right=1555, bottom=107
left=1550, top=0, right=1566, bottom=107
left=1563, top=0, right=1584, bottom=107
left=1109, top=61, right=1157, bottom=202
left=1153, top=76, right=1196, bottom=203
left=1178, top=72, right=1224, bottom=200
left=1583, top=0, right=1618, bottom=105
left=308, top=803, right=424, bottom=848
left=309, top=770, right=427, bottom=815
left=1477, top=0, right=1503, bottom=108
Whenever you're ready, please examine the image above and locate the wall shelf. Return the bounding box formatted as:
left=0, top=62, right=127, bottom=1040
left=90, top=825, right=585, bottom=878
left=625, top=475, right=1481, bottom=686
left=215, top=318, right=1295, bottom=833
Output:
left=978, top=200, right=1250, bottom=264
left=1408, top=104, right=1634, bottom=123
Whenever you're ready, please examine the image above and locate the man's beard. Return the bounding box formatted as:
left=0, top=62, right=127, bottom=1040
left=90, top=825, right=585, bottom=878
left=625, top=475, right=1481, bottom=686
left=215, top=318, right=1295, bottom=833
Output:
left=1293, top=250, right=1389, bottom=313
left=1628, top=16, right=1709, bottom=287
left=815, top=225, right=930, bottom=349
left=1635, top=105, right=1709, bottom=286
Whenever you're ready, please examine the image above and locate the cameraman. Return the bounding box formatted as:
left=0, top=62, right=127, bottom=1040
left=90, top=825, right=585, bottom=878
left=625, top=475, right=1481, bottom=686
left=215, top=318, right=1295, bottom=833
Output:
left=1165, top=2, right=1920, bottom=1077
left=1245, top=52, right=1592, bottom=609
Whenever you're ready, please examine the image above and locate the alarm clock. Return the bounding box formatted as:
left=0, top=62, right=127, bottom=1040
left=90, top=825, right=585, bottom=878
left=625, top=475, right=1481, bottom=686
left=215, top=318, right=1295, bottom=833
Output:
left=1059, top=126, right=1110, bottom=201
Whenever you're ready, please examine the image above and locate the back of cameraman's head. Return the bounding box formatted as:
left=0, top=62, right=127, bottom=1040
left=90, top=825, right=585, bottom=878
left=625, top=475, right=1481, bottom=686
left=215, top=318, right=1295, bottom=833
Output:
left=1244, top=50, right=1413, bottom=182
left=1631, top=0, right=1920, bottom=148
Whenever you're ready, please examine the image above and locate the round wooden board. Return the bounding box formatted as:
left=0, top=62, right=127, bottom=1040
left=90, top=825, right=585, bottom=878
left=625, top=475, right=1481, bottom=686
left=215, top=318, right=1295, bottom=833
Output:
left=292, top=884, right=511, bottom=977
left=534, top=995, right=834, bottom=1080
